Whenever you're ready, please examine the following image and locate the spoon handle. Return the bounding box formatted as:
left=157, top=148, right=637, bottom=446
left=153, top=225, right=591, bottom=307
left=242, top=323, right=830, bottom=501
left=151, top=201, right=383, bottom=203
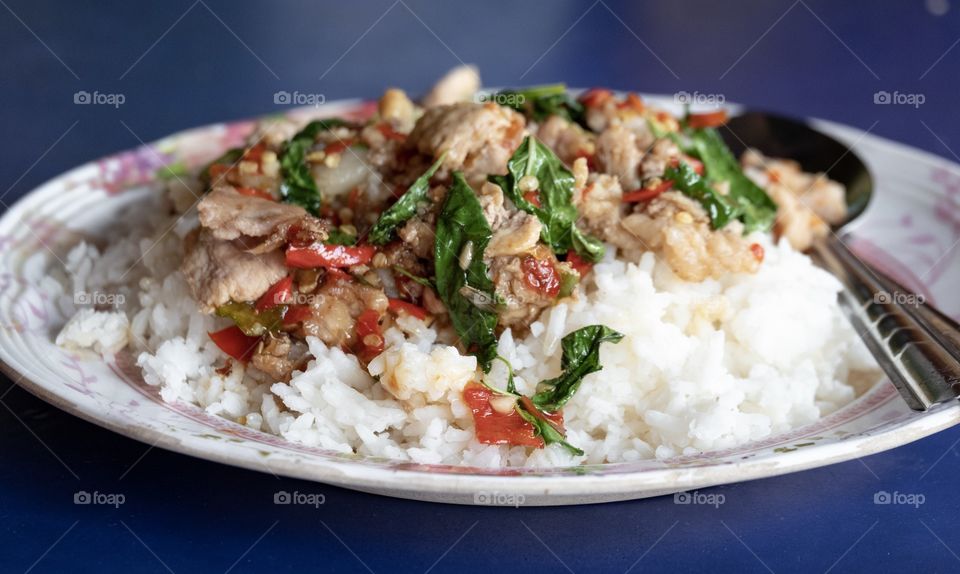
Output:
left=810, top=234, right=960, bottom=410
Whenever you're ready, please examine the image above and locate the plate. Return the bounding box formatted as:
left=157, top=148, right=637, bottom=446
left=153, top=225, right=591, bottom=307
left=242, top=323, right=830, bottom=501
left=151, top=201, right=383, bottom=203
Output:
left=1, top=97, right=959, bottom=506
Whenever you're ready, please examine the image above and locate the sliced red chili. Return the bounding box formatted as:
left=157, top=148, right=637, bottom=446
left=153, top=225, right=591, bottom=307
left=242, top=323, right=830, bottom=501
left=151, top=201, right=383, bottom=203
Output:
left=377, top=123, right=407, bottom=142
left=684, top=156, right=704, bottom=176
left=687, top=110, right=728, bottom=129
left=566, top=250, right=593, bottom=277
left=388, top=298, right=428, bottom=320
left=463, top=383, right=542, bottom=447
left=523, top=190, right=542, bottom=208
left=750, top=243, right=765, bottom=263
left=578, top=88, right=613, bottom=108
left=256, top=276, right=293, bottom=311
left=209, top=326, right=260, bottom=363
left=617, top=92, right=644, bottom=112
left=243, top=143, right=267, bottom=163
left=355, top=309, right=384, bottom=362
left=463, top=384, right=566, bottom=448
left=286, top=243, right=376, bottom=269
left=521, top=255, right=561, bottom=297
left=622, top=180, right=674, bottom=203
left=324, top=139, right=356, bottom=155
left=235, top=187, right=276, bottom=202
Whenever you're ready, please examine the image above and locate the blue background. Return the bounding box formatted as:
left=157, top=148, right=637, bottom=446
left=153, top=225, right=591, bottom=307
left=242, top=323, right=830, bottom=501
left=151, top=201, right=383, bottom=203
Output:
left=2, top=1, right=960, bottom=572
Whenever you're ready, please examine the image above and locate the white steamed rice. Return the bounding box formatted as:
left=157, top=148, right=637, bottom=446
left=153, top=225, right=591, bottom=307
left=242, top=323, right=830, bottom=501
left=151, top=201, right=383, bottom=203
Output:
left=53, top=200, right=877, bottom=468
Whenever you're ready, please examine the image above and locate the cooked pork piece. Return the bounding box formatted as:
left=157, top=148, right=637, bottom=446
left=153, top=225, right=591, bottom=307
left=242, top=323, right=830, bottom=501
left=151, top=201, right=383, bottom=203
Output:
left=575, top=174, right=647, bottom=255
left=621, top=191, right=762, bottom=282
left=181, top=229, right=288, bottom=313
left=640, top=138, right=681, bottom=180
left=595, top=123, right=642, bottom=190
left=299, top=278, right=389, bottom=348
left=741, top=150, right=847, bottom=250
left=250, top=334, right=308, bottom=381
left=536, top=115, right=595, bottom=166
left=489, top=246, right=568, bottom=329
left=406, top=102, right=525, bottom=184
left=198, top=186, right=308, bottom=241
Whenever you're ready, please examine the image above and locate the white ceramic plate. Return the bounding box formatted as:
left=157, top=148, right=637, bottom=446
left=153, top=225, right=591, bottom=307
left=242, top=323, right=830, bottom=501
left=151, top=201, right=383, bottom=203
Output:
left=2, top=97, right=959, bottom=505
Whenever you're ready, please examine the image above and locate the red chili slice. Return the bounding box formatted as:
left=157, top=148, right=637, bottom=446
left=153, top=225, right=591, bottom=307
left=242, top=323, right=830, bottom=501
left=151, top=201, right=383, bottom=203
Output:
left=377, top=123, right=407, bottom=142
left=617, top=92, right=644, bottom=113
left=208, top=326, right=260, bottom=363
left=256, top=276, right=293, bottom=311
left=521, top=255, right=561, bottom=297
left=622, top=180, right=674, bottom=203
left=285, top=243, right=376, bottom=269
left=355, top=309, right=384, bottom=362
left=578, top=88, right=613, bottom=108
left=463, top=383, right=566, bottom=448
left=523, top=190, right=542, bottom=208
left=388, top=298, right=428, bottom=320
left=324, top=139, right=356, bottom=155
left=463, top=383, right=542, bottom=447
left=566, top=250, right=593, bottom=277
left=750, top=243, right=765, bottom=263
left=687, top=110, right=728, bottom=129
left=236, top=187, right=276, bottom=202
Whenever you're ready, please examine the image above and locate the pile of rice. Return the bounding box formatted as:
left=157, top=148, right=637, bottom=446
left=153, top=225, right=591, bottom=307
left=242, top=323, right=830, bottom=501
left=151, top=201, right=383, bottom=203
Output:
left=54, top=196, right=876, bottom=467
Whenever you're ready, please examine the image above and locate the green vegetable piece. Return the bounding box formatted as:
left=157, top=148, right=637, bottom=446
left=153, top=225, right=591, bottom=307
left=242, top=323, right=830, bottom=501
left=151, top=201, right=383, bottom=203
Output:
left=489, top=136, right=604, bottom=262
left=516, top=400, right=584, bottom=456
left=369, top=153, right=446, bottom=245
left=157, top=162, right=188, bottom=181
left=495, top=84, right=586, bottom=127
left=687, top=128, right=777, bottom=232
left=663, top=161, right=738, bottom=230
left=433, top=173, right=499, bottom=371
left=279, top=118, right=354, bottom=216
left=531, top=325, right=624, bottom=412
left=215, top=301, right=284, bottom=337
left=326, top=228, right=357, bottom=246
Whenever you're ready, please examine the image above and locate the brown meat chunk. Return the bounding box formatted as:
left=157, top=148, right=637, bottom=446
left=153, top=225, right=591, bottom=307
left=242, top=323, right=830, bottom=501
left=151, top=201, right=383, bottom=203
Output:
left=300, top=279, right=389, bottom=348
left=406, top=102, right=525, bottom=183
left=537, top=115, right=595, bottom=166
left=181, top=230, right=288, bottom=313
left=595, top=123, right=642, bottom=190
left=621, top=192, right=761, bottom=282
left=250, top=334, right=307, bottom=381
left=490, top=246, right=562, bottom=329
left=198, top=186, right=308, bottom=241
left=741, top=150, right=847, bottom=250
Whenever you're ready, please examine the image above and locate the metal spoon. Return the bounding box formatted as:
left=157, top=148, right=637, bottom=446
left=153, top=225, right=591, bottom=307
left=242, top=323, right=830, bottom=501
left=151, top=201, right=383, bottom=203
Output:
left=720, top=111, right=960, bottom=411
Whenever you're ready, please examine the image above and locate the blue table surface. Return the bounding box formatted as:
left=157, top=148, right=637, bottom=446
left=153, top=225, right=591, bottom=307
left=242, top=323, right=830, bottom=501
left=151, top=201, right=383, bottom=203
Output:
left=2, top=1, right=960, bottom=572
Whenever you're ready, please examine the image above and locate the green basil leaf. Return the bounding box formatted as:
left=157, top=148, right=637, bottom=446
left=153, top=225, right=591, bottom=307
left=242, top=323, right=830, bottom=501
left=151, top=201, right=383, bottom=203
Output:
left=434, top=173, right=499, bottom=371
left=531, top=325, right=624, bottom=412
left=687, top=128, right=777, bottom=232
left=326, top=228, right=357, bottom=246
left=495, top=84, right=586, bottom=127
left=215, top=301, right=284, bottom=337
left=515, top=400, right=584, bottom=456
left=489, top=136, right=604, bottom=262
left=663, top=161, right=738, bottom=230
left=369, top=153, right=446, bottom=245
left=279, top=118, right=354, bottom=216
